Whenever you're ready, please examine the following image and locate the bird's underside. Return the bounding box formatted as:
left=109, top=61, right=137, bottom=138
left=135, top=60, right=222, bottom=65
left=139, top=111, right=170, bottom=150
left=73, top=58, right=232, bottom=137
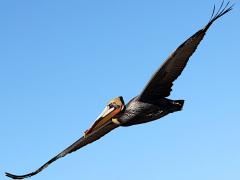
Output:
left=5, top=1, right=233, bottom=179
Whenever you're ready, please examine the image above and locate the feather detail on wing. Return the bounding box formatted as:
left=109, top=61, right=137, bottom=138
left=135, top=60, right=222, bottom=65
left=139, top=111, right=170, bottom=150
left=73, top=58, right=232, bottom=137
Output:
left=139, top=1, right=233, bottom=102
left=5, top=121, right=119, bottom=179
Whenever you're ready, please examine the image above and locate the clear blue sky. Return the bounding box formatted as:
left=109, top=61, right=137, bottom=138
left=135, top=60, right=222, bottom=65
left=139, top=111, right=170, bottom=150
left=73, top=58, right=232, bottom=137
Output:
left=1, top=1, right=239, bottom=180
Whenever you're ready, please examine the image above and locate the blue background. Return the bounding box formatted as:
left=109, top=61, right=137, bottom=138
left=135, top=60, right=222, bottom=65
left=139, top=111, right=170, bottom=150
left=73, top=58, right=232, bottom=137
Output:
left=1, top=1, right=239, bottom=180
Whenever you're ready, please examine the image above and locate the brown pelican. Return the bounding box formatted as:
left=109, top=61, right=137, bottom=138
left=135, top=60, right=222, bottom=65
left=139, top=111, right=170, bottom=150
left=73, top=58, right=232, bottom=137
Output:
left=5, top=1, right=233, bottom=179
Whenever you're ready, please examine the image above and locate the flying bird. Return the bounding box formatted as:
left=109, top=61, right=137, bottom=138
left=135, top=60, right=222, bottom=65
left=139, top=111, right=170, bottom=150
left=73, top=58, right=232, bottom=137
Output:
left=6, top=1, right=233, bottom=179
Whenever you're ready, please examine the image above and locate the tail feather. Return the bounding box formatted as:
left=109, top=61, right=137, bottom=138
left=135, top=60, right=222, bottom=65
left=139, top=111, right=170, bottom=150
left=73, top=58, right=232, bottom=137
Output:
left=173, top=100, right=184, bottom=111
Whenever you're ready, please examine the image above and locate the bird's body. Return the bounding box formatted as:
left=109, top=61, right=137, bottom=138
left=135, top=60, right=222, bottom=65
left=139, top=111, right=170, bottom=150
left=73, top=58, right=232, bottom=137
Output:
left=118, top=96, right=184, bottom=126
left=5, top=1, right=233, bottom=179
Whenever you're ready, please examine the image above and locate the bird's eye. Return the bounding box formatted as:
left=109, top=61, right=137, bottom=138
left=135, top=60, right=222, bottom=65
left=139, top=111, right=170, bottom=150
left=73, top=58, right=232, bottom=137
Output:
left=108, top=104, right=114, bottom=108
left=109, top=103, right=120, bottom=109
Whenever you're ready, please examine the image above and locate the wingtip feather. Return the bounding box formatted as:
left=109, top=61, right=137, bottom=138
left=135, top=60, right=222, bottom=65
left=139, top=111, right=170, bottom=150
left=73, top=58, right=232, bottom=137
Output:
left=205, top=1, right=233, bottom=30
left=5, top=172, right=25, bottom=179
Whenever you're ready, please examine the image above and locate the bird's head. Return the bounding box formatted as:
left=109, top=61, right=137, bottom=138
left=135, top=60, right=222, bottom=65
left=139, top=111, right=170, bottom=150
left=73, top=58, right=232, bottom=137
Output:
left=99, top=96, right=125, bottom=120
left=84, top=96, right=125, bottom=136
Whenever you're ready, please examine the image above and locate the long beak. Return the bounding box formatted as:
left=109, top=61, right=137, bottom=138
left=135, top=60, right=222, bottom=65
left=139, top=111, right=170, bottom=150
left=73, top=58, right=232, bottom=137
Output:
left=84, top=105, right=122, bottom=137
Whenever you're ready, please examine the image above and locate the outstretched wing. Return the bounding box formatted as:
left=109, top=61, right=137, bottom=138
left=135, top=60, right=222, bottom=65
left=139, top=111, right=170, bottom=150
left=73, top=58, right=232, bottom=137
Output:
left=5, top=121, right=119, bottom=179
left=139, top=1, right=233, bottom=102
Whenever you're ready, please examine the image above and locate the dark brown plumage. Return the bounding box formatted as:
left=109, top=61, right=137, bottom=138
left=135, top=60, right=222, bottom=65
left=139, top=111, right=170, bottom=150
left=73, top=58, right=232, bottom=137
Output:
left=6, top=121, right=119, bottom=179
left=5, top=2, right=233, bottom=179
left=139, top=1, right=233, bottom=101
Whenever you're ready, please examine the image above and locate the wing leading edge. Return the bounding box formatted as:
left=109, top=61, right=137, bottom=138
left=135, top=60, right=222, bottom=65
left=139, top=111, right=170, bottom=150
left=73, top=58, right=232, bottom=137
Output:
left=5, top=121, right=119, bottom=179
left=139, top=1, right=233, bottom=102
